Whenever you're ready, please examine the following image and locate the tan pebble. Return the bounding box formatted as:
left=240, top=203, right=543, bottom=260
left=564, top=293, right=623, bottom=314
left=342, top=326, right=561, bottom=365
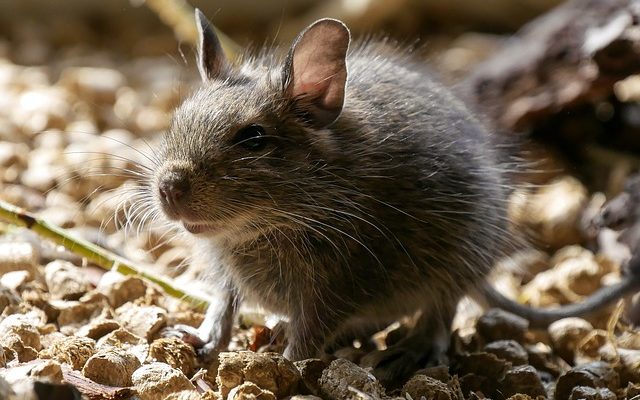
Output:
left=39, top=336, right=95, bottom=370
left=97, top=328, right=149, bottom=363
left=132, top=362, right=195, bottom=400
left=148, top=338, right=197, bottom=377
left=402, top=374, right=452, bottom=400
left=0, top=313, right=42, bottom=349
left=0, top=242, right=38, bottom=275
left=0, top=270, right=33, bottom=290
left=1, top=334, right=38, bottom=362
left=30, top=359, right=63, bottom=383
left=40, top=331, right=66, bottom=350
left=289, top=396, right=323, bottom=400
left=98, top=273, right=148, bottom=308
left=548, top=318, right=597, bottom=362
left=0, top=285, right=21, bottom=314
left=0, top=142, right=29, bottom=168
left=76, top=317, right=120, bottom=340
left=215, top=351, right=301, bottom=399
left=59, top=67, right=126, bottom=104
left=0, top=117, right=22, bottom=142
left=509, top=176, right=587, bottom=248
left=44, top=260, right=91, bottom=300
left=0, top=184, right=46, bottom=209
left=318, top=358, right=384, bottom=400
left=20, top=165, right=58, bottom=192
left=164, top=390, right=203, bottom=400
left=34, top=129, right=67, bottom=149
left=227, top=382, right=277, bottom=400
left=65, top=120, right=99, bottom=138
left=522, top=246, right=609, bottom=308
left=48, top=299, right=99, bottom=326
left=14, top=87, right=70, bottom=134
left=200, top=390, right=222, bottom=400
left=82, top=347, right=141, bottom=387
left=135, top=106, right=170, bottom=133
left=115, top=302, right=167, bottom=340
left=113, top=87, right=142, bottom=122
left=167, top=310, right=205, bottom=329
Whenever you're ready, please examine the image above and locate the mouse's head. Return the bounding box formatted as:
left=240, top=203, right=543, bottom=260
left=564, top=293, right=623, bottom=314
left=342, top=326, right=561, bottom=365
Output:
left=152, top=11, right=351, bottom=238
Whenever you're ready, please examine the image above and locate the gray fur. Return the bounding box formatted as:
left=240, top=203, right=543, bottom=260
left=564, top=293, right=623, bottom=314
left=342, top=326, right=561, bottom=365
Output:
left=152, top=16, right=513, bottom=382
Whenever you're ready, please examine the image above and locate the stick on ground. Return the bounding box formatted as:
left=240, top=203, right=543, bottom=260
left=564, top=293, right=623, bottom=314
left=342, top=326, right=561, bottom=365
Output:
left=0, top=199, right=209, bottom=311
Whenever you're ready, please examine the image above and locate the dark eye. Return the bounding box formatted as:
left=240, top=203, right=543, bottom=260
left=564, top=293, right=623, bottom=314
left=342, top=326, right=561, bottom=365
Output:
left=234, top=124, right=267, bottom=151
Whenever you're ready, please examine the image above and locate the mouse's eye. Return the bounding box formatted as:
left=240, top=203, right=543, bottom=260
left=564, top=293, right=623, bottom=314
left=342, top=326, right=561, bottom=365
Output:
left=234, top=124, right=267, bottom=151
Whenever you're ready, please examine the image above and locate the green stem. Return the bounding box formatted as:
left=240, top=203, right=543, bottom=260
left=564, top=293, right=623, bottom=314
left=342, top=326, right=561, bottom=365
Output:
left=0, top=199, right=209, bottom=311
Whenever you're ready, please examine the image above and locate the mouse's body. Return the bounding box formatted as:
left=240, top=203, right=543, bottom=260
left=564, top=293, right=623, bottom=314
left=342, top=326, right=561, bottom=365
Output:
left=149, top=11, right=639, bottom=383
left=153, top=14, right=511, bottom=379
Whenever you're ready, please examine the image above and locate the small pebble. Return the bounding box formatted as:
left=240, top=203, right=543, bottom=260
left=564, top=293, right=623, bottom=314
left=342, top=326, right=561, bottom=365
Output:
left=82, top=347, right=141, bottom=387
left=132, top=362, right=195, bottom=400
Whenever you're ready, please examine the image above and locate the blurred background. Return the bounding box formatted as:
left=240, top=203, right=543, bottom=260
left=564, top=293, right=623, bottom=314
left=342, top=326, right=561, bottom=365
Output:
left=0, top=0, right=639, bottom=286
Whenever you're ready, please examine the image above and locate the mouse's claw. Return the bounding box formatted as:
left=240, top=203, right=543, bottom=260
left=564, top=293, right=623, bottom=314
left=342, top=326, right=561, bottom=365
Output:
left=161, top=324, right=208, bottom=348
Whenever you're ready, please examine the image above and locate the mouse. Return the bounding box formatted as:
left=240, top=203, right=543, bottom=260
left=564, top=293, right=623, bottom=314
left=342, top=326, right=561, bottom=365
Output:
left=147, top=10, right=639, bottom=383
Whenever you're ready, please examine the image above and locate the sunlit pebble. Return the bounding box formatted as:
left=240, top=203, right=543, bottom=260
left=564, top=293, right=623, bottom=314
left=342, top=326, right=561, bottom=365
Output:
left=0, top=142, right=29, bottom=168
left=20, top=165, right=58, bottom=193
left=14, top=87, right=71, bottom=134
left=33, top=129, right=68, bottom=150
left=65, top=119, right=100, bottom=139
left=58, top=67, right=126, bottom=105
left=0, top=62, right=21, bottom=88
left=114, top=87, right=142, bottom=122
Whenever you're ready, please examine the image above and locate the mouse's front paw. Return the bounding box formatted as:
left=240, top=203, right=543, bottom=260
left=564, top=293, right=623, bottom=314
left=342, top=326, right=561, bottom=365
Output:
left=161, top=324, right=210, bottom=347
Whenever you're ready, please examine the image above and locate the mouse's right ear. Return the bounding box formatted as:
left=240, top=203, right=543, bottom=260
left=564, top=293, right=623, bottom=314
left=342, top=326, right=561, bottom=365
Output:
left=283, top=19, right=350, bottom=128
left=195, top=9, right=230, bottom=82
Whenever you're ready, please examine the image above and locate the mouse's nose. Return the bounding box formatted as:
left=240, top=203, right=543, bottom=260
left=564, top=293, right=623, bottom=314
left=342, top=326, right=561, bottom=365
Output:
left=158, top=171, right=191, bottom=212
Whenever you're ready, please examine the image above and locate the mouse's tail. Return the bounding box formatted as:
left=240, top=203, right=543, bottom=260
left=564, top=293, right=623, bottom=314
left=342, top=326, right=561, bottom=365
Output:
left=480, top=275, right=640, bottom=329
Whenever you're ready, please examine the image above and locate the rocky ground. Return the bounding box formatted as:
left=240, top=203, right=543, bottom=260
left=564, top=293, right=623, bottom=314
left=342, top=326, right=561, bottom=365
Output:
left=1, top=5, right=640, bottom=400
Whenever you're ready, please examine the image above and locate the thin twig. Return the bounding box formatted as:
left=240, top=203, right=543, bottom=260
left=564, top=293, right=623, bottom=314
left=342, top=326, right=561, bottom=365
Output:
left=0, top=199, right=209, bottom=311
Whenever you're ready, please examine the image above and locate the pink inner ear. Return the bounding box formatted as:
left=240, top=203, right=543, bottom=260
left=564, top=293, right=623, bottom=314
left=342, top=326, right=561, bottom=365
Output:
left=290, top=21, right=349, bottom=114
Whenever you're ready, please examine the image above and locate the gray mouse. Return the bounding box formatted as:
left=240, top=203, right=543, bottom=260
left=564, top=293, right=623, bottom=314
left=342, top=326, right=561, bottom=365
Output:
left=149, top=10, right=639, bottom=383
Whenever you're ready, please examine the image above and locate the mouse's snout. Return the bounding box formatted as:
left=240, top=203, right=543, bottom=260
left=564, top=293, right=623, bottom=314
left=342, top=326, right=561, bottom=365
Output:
left=157, top=168, right=192, bottom=217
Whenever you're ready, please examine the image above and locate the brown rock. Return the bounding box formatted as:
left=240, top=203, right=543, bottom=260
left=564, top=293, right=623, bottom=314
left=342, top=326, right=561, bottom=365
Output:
left=115, top=302, right=167, bottom=340
left=44, top=260, right=90, bottom=300
left=39, top=336, right=95, bottom=370
left=227, top=382, right=277, bottom=400
left=215, top=351, right=301, bottom=399
left=555, top=362, right=619, bottom=400
left=30, top=359, right=63, bottom=383
left=132, top=362, right=195, bottom=400
left=0, top=242, right=38, bottom=275
left=402, top=374, right=455, bottom=400
left=484, top=340, right=529, bottom=365
left=96, top=328, right=149, bottom=363
left=82, top=347, right=141, bottom=387
left=148, top=337, right=197, bottom=377
left=318, top=358, right=384, bottom=400
left=499, top=365, right=546, bottom=398
left=476, top=309, right=529, bottom=343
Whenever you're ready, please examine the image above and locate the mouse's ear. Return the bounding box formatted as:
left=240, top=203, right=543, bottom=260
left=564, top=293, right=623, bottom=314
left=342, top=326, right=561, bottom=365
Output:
left=283, top=18, right=350, bottom=128
left=195, top=9, right=230, bottom=82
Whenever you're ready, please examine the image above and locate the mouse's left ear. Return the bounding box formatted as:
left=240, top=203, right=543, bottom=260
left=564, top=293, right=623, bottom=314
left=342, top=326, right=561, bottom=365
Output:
left=283, top=19, right=350, bottom=128
left=195, top=9, right=230, bottom=82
